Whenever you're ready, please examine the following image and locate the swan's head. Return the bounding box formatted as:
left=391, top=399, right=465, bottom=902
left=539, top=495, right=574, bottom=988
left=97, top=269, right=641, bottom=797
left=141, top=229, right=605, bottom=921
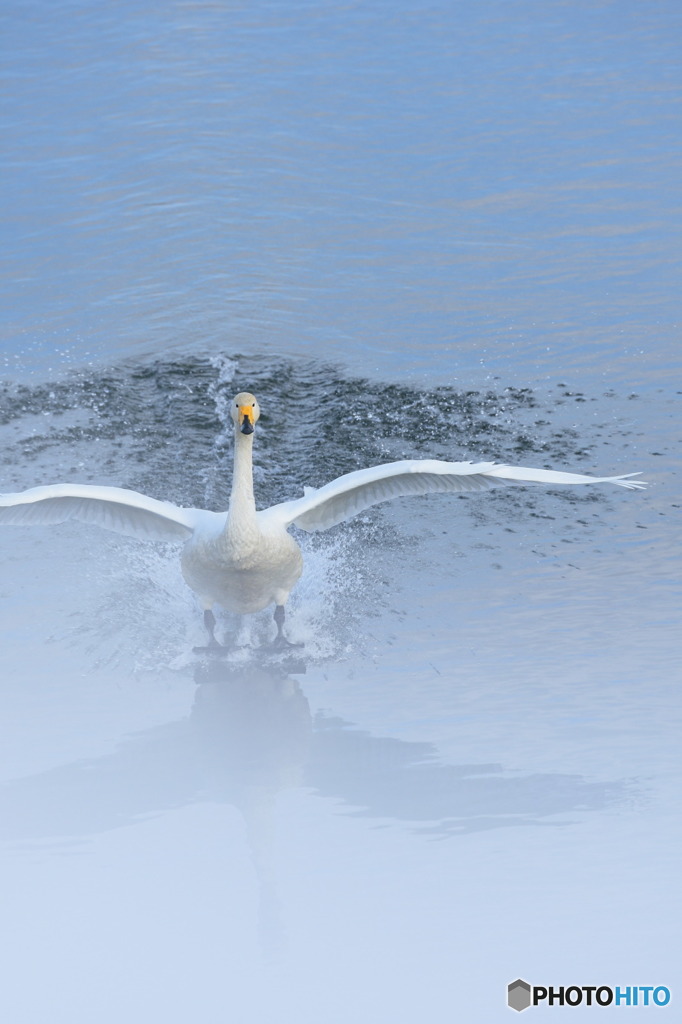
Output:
left=231, top=392, right=260, bottom=435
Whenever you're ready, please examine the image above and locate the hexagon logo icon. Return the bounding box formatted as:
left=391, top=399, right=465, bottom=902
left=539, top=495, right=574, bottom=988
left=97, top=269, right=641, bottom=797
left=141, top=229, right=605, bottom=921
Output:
left=508, top=979, right=532, bottom=1012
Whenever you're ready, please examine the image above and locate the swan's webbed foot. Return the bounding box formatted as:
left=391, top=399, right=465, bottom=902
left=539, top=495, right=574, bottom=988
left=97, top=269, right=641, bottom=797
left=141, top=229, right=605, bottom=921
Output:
left=266, top=634, right=304, bottom=652
left=192, top=609, right=231, bottom=656
left=192, top=643, right=231, bottom=657
left=268, top=604, right=304, bottom=650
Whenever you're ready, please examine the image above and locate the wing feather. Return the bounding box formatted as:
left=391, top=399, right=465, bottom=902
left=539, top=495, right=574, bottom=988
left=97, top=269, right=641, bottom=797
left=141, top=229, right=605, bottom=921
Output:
left=262, top=459, right=645, bottom=533
left=0, top=484, right=199, bottom=541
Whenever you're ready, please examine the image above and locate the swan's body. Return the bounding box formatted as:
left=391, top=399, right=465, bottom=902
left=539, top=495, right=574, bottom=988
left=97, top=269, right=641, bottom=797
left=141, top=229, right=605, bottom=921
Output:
left=180, top=513, right=303, bottom=616
left=0, top=391, right=646, bottom=643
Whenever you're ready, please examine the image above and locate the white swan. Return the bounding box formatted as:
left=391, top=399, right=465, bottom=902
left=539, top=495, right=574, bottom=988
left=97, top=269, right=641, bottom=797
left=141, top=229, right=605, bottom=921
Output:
left=0, top=391, right=646, bottom=647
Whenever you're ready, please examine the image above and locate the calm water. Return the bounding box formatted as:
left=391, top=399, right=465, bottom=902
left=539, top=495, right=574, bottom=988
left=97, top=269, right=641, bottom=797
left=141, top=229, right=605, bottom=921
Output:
left=1, top=2, right=680, bottom=1022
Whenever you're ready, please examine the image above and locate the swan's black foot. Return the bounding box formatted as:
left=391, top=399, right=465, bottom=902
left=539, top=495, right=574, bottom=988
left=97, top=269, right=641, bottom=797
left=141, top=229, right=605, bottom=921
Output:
left=193, top=609, right=231, bottom=655
left=269, top=604, right=304, bottom=650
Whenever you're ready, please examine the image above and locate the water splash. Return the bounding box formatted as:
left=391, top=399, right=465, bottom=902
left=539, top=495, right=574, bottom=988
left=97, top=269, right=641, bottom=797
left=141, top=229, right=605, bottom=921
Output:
left=0, top=353, right=644, bottom=670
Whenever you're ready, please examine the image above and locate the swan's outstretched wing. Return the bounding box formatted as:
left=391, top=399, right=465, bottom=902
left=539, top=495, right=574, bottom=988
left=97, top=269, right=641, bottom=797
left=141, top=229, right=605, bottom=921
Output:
left=0, top=483, right=201, bottom=541
left=262, top=460, right=645, bottom=533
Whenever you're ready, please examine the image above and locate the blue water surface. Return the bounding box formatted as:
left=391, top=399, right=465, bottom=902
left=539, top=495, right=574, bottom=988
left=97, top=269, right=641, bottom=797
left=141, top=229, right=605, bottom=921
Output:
left=0, top=3, right=680, bottom=1022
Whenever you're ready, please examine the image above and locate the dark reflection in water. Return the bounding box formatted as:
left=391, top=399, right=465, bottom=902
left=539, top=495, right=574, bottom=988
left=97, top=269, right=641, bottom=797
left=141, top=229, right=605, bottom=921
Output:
left=0, top=655, right=629, bottom=954
left=191, top=660, right=312, bottom=957
left=307, top=715, right=624, bottom=838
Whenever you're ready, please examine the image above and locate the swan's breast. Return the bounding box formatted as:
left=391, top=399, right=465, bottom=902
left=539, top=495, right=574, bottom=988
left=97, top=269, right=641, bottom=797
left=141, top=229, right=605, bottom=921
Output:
left=180, top=526, right=303, bottom=613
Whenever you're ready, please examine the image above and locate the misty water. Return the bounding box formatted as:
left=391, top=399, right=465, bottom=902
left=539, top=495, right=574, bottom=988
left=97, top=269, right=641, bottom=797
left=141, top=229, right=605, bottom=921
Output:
left=1, top=2, right=680, bottom=1022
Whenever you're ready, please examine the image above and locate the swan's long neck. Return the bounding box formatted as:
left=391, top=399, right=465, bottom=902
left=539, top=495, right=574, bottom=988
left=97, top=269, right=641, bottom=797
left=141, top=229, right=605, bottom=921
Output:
left=231, top=429, right=256, bottom=508
left=224, top=429, right=259, bottom=549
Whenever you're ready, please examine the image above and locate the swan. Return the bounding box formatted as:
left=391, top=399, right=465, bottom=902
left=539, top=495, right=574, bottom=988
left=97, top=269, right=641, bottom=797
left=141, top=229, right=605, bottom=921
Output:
left=0, top=391, right=646, bottom=648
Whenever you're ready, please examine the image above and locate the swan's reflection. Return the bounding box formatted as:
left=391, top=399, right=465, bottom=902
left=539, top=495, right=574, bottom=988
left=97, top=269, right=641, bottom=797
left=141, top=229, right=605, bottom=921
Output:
left=190, top=660, right=312, bottom=955
left=0, top=655, right=629, bottom=955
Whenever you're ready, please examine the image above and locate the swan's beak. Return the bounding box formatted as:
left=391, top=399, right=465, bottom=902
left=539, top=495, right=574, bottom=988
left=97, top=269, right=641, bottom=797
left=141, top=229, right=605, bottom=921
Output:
left=239, top=406, right=254, bottom=435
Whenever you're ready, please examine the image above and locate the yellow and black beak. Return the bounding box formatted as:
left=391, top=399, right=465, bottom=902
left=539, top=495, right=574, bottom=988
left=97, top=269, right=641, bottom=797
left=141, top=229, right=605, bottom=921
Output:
left=239, top=405, right=254, bottom=434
